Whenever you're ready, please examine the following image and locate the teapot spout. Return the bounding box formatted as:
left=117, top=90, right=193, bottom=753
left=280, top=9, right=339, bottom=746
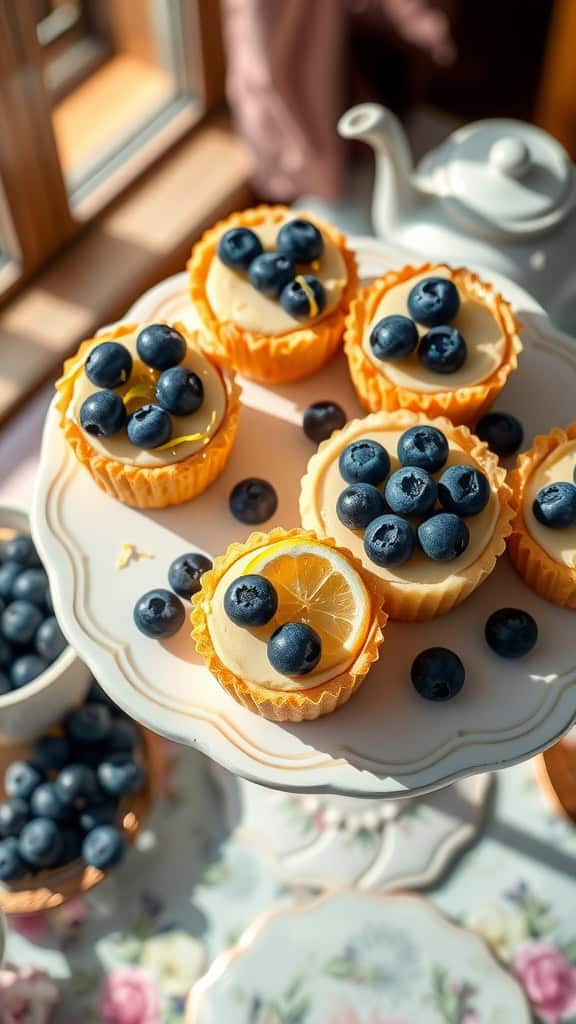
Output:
left=338, top=103, right=418, bottom=231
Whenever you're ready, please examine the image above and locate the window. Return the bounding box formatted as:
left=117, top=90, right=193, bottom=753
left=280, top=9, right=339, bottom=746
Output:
left=0, top=0, right=222, bottom=300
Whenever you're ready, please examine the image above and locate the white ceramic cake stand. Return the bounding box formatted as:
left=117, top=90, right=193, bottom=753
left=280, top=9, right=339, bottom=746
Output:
left=31, top=239, right=576, bottom=891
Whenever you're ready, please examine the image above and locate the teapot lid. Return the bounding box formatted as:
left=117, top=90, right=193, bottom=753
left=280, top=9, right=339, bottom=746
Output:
left=422, top=119, right=575, bottom=239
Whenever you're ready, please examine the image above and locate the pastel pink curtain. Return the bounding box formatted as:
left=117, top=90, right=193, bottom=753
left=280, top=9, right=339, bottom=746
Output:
left=220, top=0, right=456, bottom=201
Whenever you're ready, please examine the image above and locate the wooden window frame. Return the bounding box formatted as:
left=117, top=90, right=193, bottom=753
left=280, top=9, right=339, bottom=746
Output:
left=0, top=0, right=225, bottom=303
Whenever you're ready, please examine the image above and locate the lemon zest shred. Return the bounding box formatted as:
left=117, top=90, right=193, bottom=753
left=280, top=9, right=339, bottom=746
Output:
left=153, top=409, right=217, bottom=452
left=295, top=274, right=318, bottom=318
left=116, top=543, right=155, bottom=569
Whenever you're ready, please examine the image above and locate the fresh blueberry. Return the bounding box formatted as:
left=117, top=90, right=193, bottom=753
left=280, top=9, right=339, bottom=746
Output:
left=0, top=799, right=29, bottom=838
left=419, top=326, right=467, bottom=374
left=475, top=411, right=524, bottom=457
left=133, top=589, right=185, bottom=639
left=55, top=764, right=99, bottom=808
left=364, top=514, right=415, bottom=566
left=397, top=426, right=449, bottom=474
left=79, top=390, right=126, bottom=438
left=533, top=482, right=576, bottom=529
left=229, top=478, right=278, bottom=525
left=280, top=275, right=326, bottom=320
left=248, top=252, right=295, bottom=296
left=66, top=703, right=112, bottom=745
left=168, top=552, right=212, bottom=599
left=339, top=440, right=390, bottom=486
left=0, top=635, right=12, bottom=670
left=302, top=401, right=346, bottom=443
left=411, top=647, right=465, bottom=701
left=19, top=818, right=63, bottom=868
left=336, top=483, right=386, bottom=530
left=136, top=324, right=186, bottom=371
left=45, top=589, right=54, bottom=615
left=438, top=464, right=490, bottom=517
left=277, top=218, right=323, bottom=263
left=10, top=654, right=49, bottom=688
left=35, top=617, right=67, bottom=662
left=0, top=837, right=28, bottom=880
left=98, top=754, right=145, bottom=797
left=11, top=568, right=49, bottom=607
left=267, top=622, right=322, bottom=676
left=79, top=801, right=118, bottom=832
left=30, top=783, right=69, bottom=822
left=85, top=341, right=132, bottom=389
left=0, top=671, right=11, bottom=695
left=32, top=735, right=71, bottom=774
left=1, top=600, right=44, bottom=646
left=217, top=227, right=263, bottom=271
left=156, top=366, right=204, bottom=416
left=407, top=277, right=460, bottom=327
left=126, top=404, right=172, bottom=449
left=1, top=534, right=41, bottom=568
left=5, top=761, right=43, bottom=800
left=485, top=608, right=538, bottom=659
left=0, top=562, right=25, bottom=601
left=57, top=827, right=84, bottom=865
left=223, top=574, right=278, bottom=628
left=104, top=719, right=138, bottom=755
left=418, top=513, right=469, bottom=561
left=384, top=467, right=438, bottom=518
left=369, top=315, right=419, bottom=362
left=82, top=824, right=125, bottom=869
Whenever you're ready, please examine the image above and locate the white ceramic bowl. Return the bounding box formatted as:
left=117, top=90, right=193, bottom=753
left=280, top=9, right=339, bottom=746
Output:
left=0, top=504, right=90, bottom=744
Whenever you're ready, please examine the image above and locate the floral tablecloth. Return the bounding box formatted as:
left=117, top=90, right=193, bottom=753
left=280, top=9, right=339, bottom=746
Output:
left=3, top=741, right=576, bottom=1024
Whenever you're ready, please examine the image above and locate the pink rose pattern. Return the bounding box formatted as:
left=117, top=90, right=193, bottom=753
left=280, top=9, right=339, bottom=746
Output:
left=514, top=942, right=576, bottom=1024
left=98, top=966, right=162, bottom=1024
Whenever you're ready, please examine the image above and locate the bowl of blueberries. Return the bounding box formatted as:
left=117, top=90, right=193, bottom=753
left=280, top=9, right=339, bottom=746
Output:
left=0, top=506, right=90, bottom=744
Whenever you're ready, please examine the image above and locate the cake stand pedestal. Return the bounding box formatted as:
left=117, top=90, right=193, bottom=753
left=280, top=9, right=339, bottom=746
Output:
left=30, top=241, right=576, bottom=889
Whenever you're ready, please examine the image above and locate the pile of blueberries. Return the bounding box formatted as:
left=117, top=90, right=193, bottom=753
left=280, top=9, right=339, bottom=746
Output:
left=218, top=219, right=327, bottom=321
left=133, top=550, right=213, bottom=640
left=80, top=324, right=207, bottom=449
left=335, top=425, right=490, bottom=567
left=0, top=532, right=67, bottom=694
left=369, top=277, right=468, bottom=374
left=0, top=684, right=146, bottom=882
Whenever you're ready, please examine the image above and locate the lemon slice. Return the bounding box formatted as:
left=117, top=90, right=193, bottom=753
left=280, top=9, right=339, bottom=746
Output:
left=245, top=538, right=371, bottom=672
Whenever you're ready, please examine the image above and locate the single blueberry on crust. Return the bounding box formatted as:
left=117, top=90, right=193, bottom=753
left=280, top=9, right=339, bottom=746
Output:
left=437, top=464, right=490, bottom=517
left=418, top=326, right=467, bottom=374
left=85, top=341, right=132, bottom=390
left=533, top=482, right=576, bottom=529
left=339, top=440, right=390, bottom=486
left=364, top=514, right=415, bottom=567
left=417, top=513, right=469, bottom=561
left=224, top=574, right=278, bottom=628
left=79, top=390, right=126, bottom=438
left=136, top=324, right=186, bottom=371
left=168, top=552, right=213, bottom=599
left=397, top=426, right=449, bottom=474
left=277, top=218, right=324, bottom=263
left=279, top=275, right=326, bottom=319
left=407, top=277, right=460, bottom=327
left=267, top=622, right=322, bottom=676
left=155, top=366, right=204, bottom=416
left=217, top=227, right=263, bottom=271
left=384, top=467, right=438, bottom=519
left=336, top=483, right=386, bottom=530
left=248, top=252, right=295, bottom=296
left=126, top=403, right=172, bottom=449
left=369, top=315, right=419, bottom=362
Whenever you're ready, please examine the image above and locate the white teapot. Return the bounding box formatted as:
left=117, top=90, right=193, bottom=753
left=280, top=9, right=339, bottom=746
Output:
left=338, top=103, right=576, bottom=332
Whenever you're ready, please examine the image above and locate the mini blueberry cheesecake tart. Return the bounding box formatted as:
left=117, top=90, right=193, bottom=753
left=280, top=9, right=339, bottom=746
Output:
left=344, top=263, right=522, bottom=425
left=300, top=410, right=514, bottom=620
left=187, top=205, right=358, bottom=384
left=55, top=321, right=241, bottom=508
left=191, top=528, right=386, bottom=721
left=508, top=424, right=576, bottom=607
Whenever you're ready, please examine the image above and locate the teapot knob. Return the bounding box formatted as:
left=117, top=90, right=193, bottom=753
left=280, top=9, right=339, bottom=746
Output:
left=489, top=136, right=531, bottom=178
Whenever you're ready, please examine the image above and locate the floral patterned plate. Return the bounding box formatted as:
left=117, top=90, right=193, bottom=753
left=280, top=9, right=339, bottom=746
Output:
left=187, top=891, right=531, bottom=1023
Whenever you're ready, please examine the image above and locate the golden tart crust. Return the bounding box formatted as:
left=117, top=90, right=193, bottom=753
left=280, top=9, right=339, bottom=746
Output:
left=300, top=410, right=515, bottom=621
left=191, top=528, right=386, bottom=722
left=55, top=322, right=241, bottom=509
left=188, top=205, right=358, bottom=384
left=509, top=424, right=576, bottom=607
left=344, top=263, right=522, bottom=425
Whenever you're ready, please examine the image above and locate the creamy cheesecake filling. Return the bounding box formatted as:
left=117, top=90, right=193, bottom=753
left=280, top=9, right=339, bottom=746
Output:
left=524, top=441, right=576, bottom=568
left=207, top=549, right=354, bottom=692
left=362, top=267, right=507, bottom=393
left=312, top=427, right=499, bottom=585
left=69, top=329, right=228, bottom=468
left=205, top=215, right=347, bottom=336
